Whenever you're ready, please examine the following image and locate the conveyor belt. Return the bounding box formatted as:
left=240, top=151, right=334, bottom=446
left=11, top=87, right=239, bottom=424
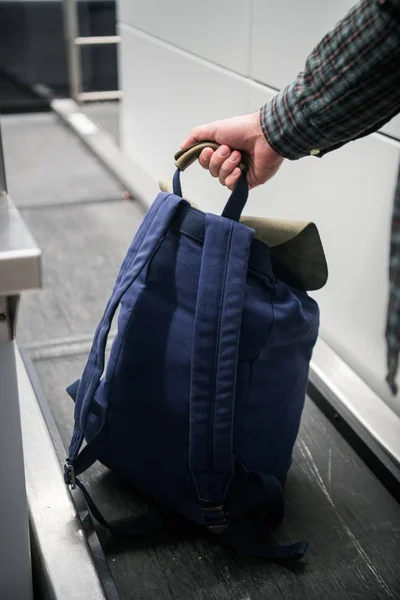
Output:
left=1, top=112, right=122, bottom=212
left=29, top=357, right=400, bottom=600
left=6, top=112, right=400, bottom=600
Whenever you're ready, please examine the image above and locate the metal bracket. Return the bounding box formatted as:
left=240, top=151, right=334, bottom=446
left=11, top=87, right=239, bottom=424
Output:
left=64, top=460, right=77, bottom=490
left=0, top=118, right=7, bottom=195
left=0, top=295, right=19, bottom=342
left=202, top=505, right=227, bottom=533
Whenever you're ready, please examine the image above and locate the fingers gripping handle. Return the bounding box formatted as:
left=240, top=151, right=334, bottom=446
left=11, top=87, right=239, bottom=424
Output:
left=173, top=142, right=250, bottom=221
left=174, top=142, right=249, bottom=174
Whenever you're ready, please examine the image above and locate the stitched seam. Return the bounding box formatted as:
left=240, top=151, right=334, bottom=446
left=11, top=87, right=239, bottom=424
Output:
left=77, top=194, right=172, bottom=434
left=211, top=222, right=234, bottom=497
left=255, top=279, right=276, bottom=362
left=238, top=359, right=253, bottom=442
left=238, top=279, right=276, bottom=466
left=99, top=194, right=174, bottom=441
left=106, top=236, right=165, bottom=445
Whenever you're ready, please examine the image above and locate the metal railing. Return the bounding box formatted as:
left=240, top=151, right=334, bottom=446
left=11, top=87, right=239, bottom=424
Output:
left=0, top=116, right=41, bottom=600
left=63, top=0, right=123, bottom=103
left=0, top=122, right=6, bottom=194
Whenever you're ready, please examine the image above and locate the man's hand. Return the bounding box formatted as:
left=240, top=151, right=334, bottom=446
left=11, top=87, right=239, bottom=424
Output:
left=180, top=112, right=284, bottom=190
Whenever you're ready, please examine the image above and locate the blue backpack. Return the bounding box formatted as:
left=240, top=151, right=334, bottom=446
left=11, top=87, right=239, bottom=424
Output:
left=64, top=143, right=325, bottom=560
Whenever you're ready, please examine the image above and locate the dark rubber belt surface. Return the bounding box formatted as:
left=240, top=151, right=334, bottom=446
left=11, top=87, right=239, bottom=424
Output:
left=32, top=352, right=400, bottom=600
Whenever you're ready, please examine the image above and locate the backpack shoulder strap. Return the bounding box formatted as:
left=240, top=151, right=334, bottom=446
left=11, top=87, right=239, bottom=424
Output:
left=66, top=193, right=185, bottom=472
left=189, top=213, right=254, bottom=529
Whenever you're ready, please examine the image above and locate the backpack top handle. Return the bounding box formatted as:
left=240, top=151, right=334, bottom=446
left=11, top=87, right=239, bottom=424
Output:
left=174, top=141, right=249, bottom=174
left=173, top=142, right=251, bottom=222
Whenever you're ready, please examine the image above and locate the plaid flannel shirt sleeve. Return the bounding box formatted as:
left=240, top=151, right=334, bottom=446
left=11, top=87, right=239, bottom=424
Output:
left=260, top=0, right=400, bottom=160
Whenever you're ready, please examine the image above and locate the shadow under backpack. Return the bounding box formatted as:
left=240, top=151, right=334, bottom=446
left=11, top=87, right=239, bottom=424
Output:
left=64, top=142, right=328, bottom=560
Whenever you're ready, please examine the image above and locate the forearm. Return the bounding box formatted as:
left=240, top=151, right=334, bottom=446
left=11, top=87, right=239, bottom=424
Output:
left=261, top=0, right=400, bottom=160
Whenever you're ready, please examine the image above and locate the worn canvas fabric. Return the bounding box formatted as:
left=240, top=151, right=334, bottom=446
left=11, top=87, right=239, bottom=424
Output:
left=65, top=145, right=324, bottom=559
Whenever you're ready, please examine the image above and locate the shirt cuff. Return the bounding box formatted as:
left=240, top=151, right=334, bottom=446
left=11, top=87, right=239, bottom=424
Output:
left=260, top=81, right=331, bottom=160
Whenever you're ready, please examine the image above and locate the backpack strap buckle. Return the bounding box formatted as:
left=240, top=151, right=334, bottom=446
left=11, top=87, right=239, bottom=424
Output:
left=202, top=505, right=227, bottom=533
left=64, top=460, right=76, bottom=490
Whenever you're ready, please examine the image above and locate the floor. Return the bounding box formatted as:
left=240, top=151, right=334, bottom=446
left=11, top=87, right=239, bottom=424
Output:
left=4, top=111, right=400, bottom=600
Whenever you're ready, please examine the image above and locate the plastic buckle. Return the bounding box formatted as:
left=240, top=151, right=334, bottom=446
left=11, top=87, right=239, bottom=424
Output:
left=64, top=460, right=76, bottom=490
left=202, top=505, right=227, bottom=534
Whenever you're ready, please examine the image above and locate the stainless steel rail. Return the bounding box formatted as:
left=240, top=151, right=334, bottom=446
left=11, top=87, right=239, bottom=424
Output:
left=0, top=125, right=6, bottom=194
left=310, top=338, right=400, bottom=480
left=17, top=349, right=108, bottom=600
left=0, top=195, right=41, bottom=296
left=75, top=35, right=122, bottom=46
left=52, top=98, right=158, bottom=204
left=0, top=119, right=41, bottom=600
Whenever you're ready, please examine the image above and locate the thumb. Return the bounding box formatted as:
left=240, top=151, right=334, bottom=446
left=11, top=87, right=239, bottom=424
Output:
left=180, top=122, right=218, bottom=149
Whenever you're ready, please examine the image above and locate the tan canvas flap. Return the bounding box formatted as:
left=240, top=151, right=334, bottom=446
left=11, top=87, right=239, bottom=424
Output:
left=158, top=180, right=328, bottom=292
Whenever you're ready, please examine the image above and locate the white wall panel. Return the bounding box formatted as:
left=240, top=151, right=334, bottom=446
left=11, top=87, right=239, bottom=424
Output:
left=118, top=24, right=252, bottom=213
left=118, top=0, right=252, bottom=76
left=250, top=0, right=400, bottom=142
left=250, top=0, right=354, bottom=89
left=249, top=84, right=400, bottom=414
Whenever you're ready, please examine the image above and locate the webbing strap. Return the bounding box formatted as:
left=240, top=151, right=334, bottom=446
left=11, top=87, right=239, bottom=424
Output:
left=189, top=214, right=254, bottom=508
left=220, top=526, right=308, bottom=560
left=74, top=476, right=164, bottom=537
left=220, top=472, right=307, bottom=560
left=68, top=193, right=184, bottom=462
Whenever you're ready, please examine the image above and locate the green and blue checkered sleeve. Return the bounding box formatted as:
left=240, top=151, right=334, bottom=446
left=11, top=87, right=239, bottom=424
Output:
left=260, top=0, right=400, bottom=160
